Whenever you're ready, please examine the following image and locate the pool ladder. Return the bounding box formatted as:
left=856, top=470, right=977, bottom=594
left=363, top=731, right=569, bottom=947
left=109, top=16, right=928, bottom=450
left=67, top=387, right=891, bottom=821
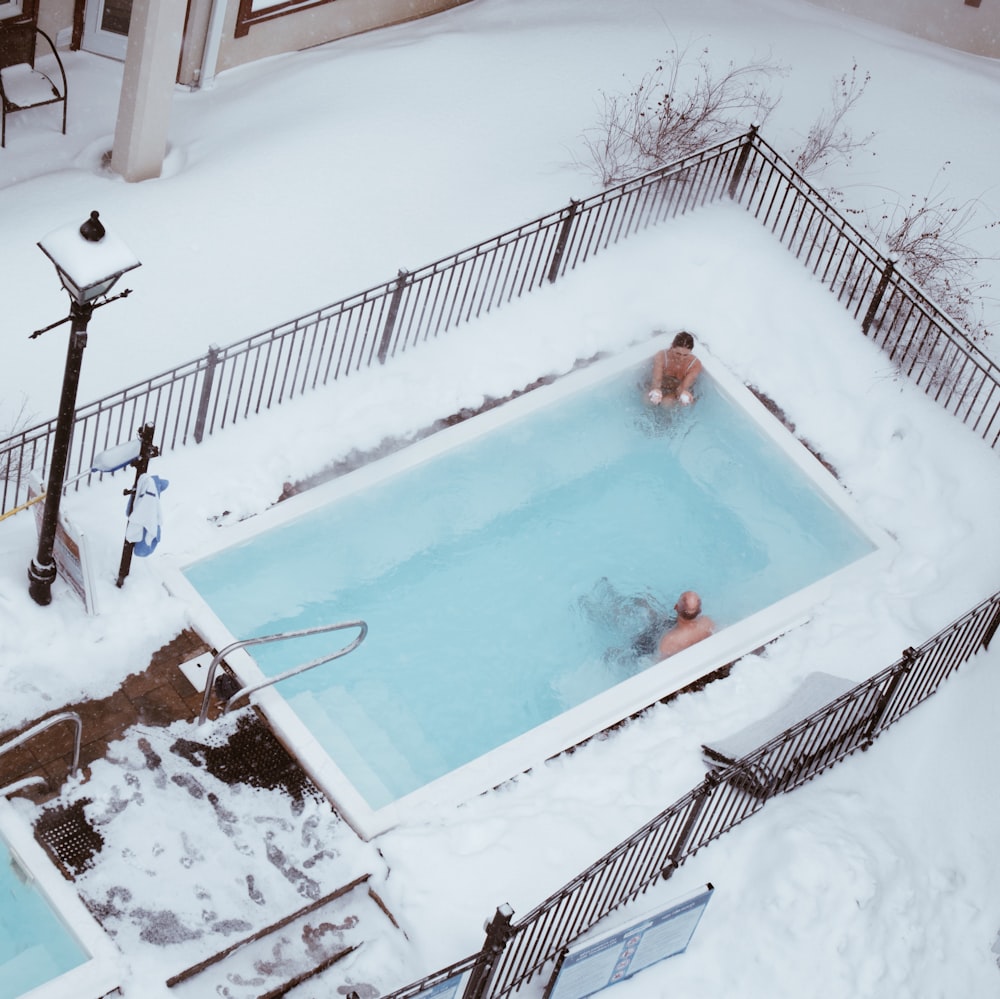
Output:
left=197, top=620, right=368, bottom=726
left=0, top=711, right=83, bottom=797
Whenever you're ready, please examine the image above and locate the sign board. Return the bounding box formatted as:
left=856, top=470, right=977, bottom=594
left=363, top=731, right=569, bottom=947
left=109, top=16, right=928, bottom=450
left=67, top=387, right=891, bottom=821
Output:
left=410, top=971, right=469, bottom=999
left=546, top=884, right=714, bottom=999
left=27, top=475, right=99, bottom=615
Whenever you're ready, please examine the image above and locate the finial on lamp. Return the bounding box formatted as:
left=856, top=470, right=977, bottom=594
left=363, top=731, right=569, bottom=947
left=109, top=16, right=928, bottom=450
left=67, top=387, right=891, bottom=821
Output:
left=79, top=211, right=106, bottom=243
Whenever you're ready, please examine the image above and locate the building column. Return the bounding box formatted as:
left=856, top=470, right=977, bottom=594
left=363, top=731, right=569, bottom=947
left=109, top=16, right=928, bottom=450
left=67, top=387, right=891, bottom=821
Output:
left=111, top=0, right=188, bottom=182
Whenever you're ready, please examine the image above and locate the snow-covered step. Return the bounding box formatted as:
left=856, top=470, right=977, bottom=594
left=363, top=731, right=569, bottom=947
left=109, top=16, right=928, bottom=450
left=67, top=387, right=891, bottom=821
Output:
left=166, top=875, right=404, bottom=999
left=285, top=921, right=417, bottom=999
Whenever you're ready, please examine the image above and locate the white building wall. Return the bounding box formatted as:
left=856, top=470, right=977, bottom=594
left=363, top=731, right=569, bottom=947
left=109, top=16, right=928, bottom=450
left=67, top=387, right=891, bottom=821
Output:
left=804, top=0, right=1000, bottom=59
left=214, top=0, right=474, bottom=76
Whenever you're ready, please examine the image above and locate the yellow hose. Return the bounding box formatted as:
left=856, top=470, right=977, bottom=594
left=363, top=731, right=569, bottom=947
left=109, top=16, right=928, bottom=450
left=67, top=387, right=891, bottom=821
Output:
left=0, top=491, right=46, bottom=523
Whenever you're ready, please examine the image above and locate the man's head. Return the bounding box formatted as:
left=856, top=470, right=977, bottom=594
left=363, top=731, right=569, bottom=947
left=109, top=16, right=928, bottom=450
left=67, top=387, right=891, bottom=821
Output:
left=671, top=331, right=695, bottom=351
left=675, top=590, right=702, bottom=620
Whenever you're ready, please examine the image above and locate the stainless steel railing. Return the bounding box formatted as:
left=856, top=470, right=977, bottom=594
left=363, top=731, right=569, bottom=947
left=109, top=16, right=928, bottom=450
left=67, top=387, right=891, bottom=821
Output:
left=0, top=710, right=83, bottom=796
left=197, top=620, right=368, bottom=725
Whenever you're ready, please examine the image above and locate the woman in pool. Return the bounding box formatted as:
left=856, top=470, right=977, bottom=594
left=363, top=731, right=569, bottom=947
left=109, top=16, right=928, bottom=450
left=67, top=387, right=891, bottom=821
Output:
left=647, top=331, right=702, bottom=407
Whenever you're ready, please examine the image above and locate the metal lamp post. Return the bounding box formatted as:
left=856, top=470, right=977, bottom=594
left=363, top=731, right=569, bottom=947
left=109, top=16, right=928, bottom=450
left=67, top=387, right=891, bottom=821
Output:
left=27, top=211, right=141, bottom=606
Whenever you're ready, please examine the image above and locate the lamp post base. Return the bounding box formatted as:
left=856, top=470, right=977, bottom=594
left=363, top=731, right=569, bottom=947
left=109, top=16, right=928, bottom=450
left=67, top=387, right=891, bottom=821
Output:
left=27, top=558, right=56, bottom=606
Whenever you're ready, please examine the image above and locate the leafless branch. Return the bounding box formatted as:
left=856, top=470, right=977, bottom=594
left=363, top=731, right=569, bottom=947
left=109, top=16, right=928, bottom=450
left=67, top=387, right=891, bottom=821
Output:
left=860, top=164, right=998, bottom=340
left=793, top=63, right=876, bottom=176
left=580, top=43, right=786, bottom=186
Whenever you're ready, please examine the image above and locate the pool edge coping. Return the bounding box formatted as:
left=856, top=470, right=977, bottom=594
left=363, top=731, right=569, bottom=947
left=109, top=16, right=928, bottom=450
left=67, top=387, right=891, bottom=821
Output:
left=0, top=796, right=123, bottom=999
left=158, top=336, right=894, bottom=840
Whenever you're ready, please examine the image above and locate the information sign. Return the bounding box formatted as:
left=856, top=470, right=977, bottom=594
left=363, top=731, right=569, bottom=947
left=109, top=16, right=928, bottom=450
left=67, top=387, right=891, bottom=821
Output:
left=28, top=475, right=99, bottom=615
left=410, top=971, right=469, bottom=999
left=546, top=884, right=714, bottom=999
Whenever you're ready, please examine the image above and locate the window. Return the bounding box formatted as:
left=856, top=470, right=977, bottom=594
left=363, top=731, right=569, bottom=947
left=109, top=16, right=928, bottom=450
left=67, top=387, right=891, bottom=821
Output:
left=235, top=0, right=336, bottom=38
left=0, top=1, right=25, bottom=22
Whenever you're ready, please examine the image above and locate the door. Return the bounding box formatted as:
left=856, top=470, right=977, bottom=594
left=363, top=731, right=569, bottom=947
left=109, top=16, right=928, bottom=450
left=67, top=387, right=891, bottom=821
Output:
left=81, top=0, right=132, bottom=60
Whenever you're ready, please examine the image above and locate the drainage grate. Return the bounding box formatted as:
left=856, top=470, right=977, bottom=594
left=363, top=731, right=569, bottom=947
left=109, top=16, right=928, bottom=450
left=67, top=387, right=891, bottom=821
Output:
left=34, top=798, right=104, bottom=878
left=170, top=713, right=323, bottom=804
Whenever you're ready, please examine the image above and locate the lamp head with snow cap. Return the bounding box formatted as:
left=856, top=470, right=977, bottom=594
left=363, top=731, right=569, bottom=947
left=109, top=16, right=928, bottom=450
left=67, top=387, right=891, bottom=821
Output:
left=37, top=210, right=141, bottom=306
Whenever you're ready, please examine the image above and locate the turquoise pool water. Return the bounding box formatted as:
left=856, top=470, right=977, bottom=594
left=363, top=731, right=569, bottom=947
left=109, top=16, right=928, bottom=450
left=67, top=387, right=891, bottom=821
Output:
left=184, top=363, right=874, bottom=808
left=0, top=839, right=87, bottom=999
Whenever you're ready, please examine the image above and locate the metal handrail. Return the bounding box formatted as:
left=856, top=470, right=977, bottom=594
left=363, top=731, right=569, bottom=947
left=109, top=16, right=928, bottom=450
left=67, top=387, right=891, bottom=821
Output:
left=0, top=776, right=47, bottom=796
left=0, top=710, right=83, bottom=796
left=197, top=620, right=368, bottom=725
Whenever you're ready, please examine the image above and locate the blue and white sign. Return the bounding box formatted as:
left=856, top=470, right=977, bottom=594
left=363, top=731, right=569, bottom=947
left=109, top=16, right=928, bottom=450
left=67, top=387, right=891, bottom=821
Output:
left=410, top=971, right=469, bottom=999
left=547, top=884, right=714, bottom=999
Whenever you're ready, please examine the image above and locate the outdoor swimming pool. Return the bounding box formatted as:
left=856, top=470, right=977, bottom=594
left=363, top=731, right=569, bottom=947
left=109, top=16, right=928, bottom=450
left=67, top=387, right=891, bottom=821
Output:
left=0, top=799, right=120, bottom=999
left=172, top=338, right=884, bottom=837
left=0, top=837, right=84, bottom=998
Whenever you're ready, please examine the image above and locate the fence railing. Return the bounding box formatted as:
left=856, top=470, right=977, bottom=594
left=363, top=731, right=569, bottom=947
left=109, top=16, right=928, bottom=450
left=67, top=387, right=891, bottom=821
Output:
left=1, top=128, right=997, bottom=517
left=732, top=129, right=1000, bottom=448
left=4, top=128, right=995, bottom=995
left=0, top=135, right=747, bottom=516
left=379, top=586, right=1000, bottom=999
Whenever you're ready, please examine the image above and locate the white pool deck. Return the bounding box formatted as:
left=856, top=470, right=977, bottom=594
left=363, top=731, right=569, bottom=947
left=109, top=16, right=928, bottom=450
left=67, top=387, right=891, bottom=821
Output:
left=0, top=797, right=122, bottom=999
left=161, top=336, right=893, bottom=840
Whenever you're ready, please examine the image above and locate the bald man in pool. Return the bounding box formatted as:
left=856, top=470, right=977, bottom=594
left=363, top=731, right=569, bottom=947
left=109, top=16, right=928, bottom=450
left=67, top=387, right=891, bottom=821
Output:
left=658, top=591, right=714, bottom=659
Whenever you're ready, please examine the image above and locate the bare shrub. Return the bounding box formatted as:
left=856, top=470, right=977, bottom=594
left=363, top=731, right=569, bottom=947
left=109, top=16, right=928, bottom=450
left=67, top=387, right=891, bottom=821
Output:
left=793, top=63, right=876, bottom=176
left=856, top=165, right=998, bottom=342
left=580, top=43, right=785, bottom=186
left=0, top=397, right=34, bottom=489
left=578, top=42, right=995, bottom=368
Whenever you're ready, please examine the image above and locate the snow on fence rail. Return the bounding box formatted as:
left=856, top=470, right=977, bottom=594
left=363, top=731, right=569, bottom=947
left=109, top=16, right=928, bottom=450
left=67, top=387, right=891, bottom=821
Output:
left=1, top=128, right=998, bottom=517
left=379, top=587, right=1000, bottom=999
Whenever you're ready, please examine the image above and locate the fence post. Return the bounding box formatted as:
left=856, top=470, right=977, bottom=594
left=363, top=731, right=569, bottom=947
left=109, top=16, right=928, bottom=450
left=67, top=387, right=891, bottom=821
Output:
left=115, top=421, right=159, bottom=588
left=193, top=344, right=221, bottom=444
left=861, top=257, right=896, bottom=335
left=982, top=600, right=1000, bottom=651
left=377, top=269, right=410, bottom=365
left=462, top=903, right=515, bottom=999
left=546, top=199, right=580, bottom=283
left=861, top=646, right=918, bottom=749
left=664, top=770, right=720, bottom=874
left=726, top=124, right=758, bottom=201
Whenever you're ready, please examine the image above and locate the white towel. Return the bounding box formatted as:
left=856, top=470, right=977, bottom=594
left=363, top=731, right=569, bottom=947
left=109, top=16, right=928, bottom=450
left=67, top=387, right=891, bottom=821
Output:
left=125, top=474, right=166, bottom=555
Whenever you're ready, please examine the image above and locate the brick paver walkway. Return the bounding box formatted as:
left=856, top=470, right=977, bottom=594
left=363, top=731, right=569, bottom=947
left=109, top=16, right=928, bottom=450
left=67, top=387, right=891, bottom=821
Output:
left=0, top=629, right=227, bottom=804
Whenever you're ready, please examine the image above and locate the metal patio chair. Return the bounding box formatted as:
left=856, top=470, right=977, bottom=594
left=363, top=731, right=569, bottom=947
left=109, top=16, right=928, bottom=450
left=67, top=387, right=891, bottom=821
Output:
left=0, top=19, right=68, bottom=148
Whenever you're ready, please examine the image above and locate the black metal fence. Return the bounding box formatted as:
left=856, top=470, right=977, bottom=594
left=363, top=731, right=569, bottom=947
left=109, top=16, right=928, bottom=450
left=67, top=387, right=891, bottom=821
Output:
left=4, top=129, right=996, bottom=995
left=0, top=135, right=747, bottom=516
left=5, top=127, right=996, bottom=517
left=732, top=129, right=1000, bottom=448
left=380, top=587, right=1000, bottom=999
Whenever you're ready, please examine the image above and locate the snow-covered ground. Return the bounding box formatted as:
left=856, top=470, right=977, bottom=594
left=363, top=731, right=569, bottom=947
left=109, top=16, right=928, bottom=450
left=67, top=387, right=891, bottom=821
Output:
left=1, top=1, right=998, bottom=997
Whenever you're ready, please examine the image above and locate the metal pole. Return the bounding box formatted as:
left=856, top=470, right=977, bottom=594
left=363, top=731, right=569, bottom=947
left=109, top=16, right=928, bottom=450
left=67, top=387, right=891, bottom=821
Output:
left=115, top=422, right=159, bottom=587
left=27, top=301, right=92, bottom=606
left=861, top=646, right=917, bottom=749
left=546, top=199, right=580, bottom=284
left=193, top=343, right=220, bottom=444
left=727, top=123, right=758, bottom=201
left=861, top=257, right=896, bottom=336
left=377, top=269, right=410, bottom=365
left=463, top=904, right=515, bottom=999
